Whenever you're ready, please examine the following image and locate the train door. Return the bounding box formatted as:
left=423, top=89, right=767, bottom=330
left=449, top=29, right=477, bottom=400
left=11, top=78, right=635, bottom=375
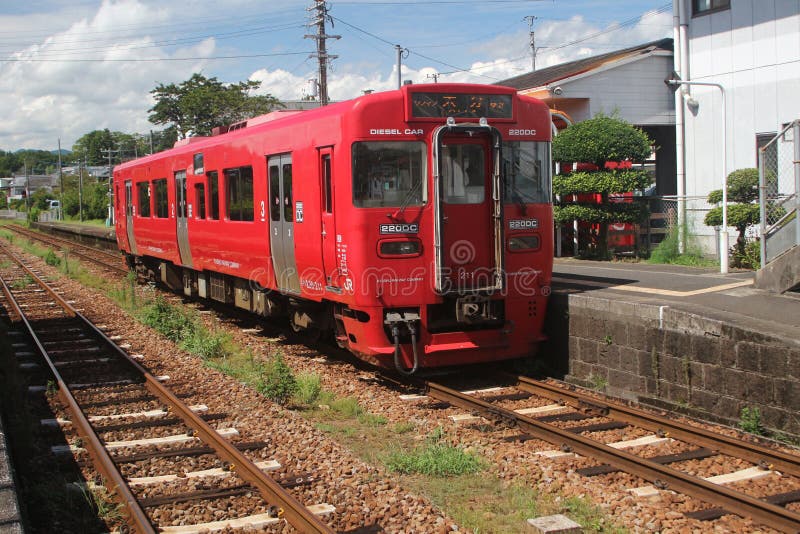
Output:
left=319, top=148, right=338, bottom=290
left=174, top=170, right=193, bottom=267
left=438, top=137, right=495, bottom=291
left=267, top=154, right=300, bottom=294
left=433, top=126, right=504, bottom=294
left=124, top=180, right=137, bottom=255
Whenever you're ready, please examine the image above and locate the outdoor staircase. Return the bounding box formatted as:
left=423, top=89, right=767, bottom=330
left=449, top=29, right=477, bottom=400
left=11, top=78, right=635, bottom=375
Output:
left=755, top=243, right=800, bottom=293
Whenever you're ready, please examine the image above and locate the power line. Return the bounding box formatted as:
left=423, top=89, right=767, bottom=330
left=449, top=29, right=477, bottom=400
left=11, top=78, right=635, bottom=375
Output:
left=0, top=51, right=314, bottom=63
left=331, top=15, right=498, bottom=81
left=0, top=22, right=306, bottom=57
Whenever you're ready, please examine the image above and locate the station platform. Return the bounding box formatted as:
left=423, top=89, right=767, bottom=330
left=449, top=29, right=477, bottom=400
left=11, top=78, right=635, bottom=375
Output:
left=31, top=221, right=117, bottom=248
left=548, top=258, right=800, bottom=438
left=551, top=258, right=800, bottom=344
left=0, top=398, right=23, bottom=533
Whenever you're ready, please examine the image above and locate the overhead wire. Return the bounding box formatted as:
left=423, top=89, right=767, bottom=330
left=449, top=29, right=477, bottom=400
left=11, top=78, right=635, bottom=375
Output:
left=0, top=51, right=314, bottom=63
left=0, top=22, right=306, bottom=57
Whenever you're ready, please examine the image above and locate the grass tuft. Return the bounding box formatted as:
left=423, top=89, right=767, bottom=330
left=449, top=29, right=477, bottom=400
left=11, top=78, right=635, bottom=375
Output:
left=255, top=352, right=298, bottom=405
left=385, top=427, right=484, bottom=477
left=293, top=372, right=323, bottom=406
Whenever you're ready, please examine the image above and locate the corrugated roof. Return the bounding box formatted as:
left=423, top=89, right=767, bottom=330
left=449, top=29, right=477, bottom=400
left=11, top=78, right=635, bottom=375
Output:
left=499, top=38, right=673, bottom=91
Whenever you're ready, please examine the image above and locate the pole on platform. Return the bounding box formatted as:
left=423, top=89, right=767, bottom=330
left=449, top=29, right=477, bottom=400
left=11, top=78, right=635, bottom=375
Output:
left=794, top=121, right=800, bottom=248
left=666, top=78, right=728, bottom=274
left=758, top=147, right=767, bottom=268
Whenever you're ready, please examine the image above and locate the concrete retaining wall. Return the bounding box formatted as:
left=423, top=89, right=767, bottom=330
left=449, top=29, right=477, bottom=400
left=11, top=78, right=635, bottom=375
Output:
left=548, top=292, right=800, bottom=440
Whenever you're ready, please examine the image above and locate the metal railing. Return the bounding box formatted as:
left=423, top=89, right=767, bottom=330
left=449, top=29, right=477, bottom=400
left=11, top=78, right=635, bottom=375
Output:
left=759, top=120, right=800, bottom=266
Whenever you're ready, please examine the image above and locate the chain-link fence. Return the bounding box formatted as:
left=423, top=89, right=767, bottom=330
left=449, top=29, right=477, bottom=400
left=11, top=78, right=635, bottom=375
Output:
left=759, top=120, right=799, bottom=265
left=554, top=196, right=716, bottom=258
left=636, top=196, right=716, bottom=258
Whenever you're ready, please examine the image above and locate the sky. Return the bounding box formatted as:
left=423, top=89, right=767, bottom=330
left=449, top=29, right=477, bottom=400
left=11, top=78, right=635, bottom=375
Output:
left=0, top=0, right=672, bottom=152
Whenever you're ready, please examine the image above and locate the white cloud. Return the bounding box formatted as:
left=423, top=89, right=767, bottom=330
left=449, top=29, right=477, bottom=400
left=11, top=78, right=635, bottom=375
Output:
left=0, top=2, right=671, bottom=150
left=249, top=8, right=670, bottom=104
left=0, top=0, right=213, bottom=150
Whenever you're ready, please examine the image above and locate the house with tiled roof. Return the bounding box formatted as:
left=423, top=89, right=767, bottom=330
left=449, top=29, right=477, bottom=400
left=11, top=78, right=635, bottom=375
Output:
left=499, top=38, right=677, bottom=196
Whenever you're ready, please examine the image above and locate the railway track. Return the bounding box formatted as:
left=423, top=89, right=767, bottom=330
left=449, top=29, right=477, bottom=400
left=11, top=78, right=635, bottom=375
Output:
left=5, top=223, right=129, bottom=275
left=399, top=374, right=800, bottom=532
left=11, top=224, right=800, bottom=531
left=0, top=242, right=335, bottom=533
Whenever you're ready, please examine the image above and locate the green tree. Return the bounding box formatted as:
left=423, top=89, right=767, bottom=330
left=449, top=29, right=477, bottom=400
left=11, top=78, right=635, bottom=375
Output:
left=72, top=129, right=115, bottom=165
left=29, top=188, right=56, bottom=210
left=148, top=73, right=282, bottom=138
left=0, top=149, right=60, bottom=175
left=552, top=114, right=653, bottom=258
left=704, top=168, right=782, bottom=268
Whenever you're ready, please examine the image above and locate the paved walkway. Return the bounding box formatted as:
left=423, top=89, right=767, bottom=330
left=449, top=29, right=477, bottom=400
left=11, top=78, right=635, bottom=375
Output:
left=552, top=258, right=800, bottom=343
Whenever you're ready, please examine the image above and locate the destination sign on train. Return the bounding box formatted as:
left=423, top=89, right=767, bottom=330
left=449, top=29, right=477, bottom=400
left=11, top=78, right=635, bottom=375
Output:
left=410, top=92, right=513, bottom=119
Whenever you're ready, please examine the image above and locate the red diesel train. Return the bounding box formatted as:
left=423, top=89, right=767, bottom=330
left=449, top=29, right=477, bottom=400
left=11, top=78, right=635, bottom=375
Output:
left=114, top=83, right=553, bottom=373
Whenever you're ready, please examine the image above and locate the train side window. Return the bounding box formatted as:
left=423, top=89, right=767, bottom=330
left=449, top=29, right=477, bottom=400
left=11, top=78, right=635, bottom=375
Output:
left=282, top=163, right=293, bottom=222
left=154, top=179, right=169, bottom=218
left=125, top=182, right=133, bottom=217
left=269, top=164, right=281, bottom=222
left=225, top=166, right=254, bottom=222
left=195, top=183, right=206, bottom=220
left=193, top=152, right=204, bottom=174
left=322, top=154, right=332, bottom=213
left=175, top=170, right=187, bottom=218
left=137, top=181, right=151, bottom=217
left=207, top=171, right=219, bottom=220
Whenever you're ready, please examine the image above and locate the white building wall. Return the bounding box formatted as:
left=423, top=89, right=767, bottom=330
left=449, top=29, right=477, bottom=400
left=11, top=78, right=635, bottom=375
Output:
left=561, top=54, right=676, bottom=125
left=682, top=0, right=800, bottom=250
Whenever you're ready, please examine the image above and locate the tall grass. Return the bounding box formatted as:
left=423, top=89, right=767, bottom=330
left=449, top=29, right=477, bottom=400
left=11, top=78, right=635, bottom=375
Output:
left=647, top=223, right=717, bottom=267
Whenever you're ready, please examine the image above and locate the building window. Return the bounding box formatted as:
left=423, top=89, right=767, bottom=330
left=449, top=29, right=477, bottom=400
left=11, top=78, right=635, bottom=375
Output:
left=693, top=0, right=730, bottom=16
left=207, top=171, right=219, bottom=220
left=225, top=166, right=254, bottom=221
left=154, top=178, right=168, bottom=218
left=137, top=181, right=151, bottom=217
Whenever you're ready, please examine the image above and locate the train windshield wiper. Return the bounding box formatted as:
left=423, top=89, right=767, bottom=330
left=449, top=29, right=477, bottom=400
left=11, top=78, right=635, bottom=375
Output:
left=390, top=178, right=422, bottom=220
left=508, top=181, right=532, bottom=216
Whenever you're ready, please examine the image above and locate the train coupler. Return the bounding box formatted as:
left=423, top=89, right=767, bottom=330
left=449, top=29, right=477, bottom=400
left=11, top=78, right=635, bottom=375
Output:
left=384, top=311, right=421, bottom=375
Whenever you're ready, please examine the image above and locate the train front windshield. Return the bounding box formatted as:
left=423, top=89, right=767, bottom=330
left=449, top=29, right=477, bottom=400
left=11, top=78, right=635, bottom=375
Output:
left=502, top=141, right=551, bottom=204
left=352, top=141, right=428, bottom=208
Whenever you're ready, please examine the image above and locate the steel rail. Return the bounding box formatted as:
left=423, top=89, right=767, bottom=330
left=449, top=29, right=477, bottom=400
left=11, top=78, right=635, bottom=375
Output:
left=0, top=244, right=155, bottom=533
left=424, top=380, right=800, bottom=533
left=7, top=225, right=127, bottom=274
left=9, top=224, right=120, bottom=259
left=512, top=375, right=800, bottom=478
left=0, top=244, right=335, bottom=534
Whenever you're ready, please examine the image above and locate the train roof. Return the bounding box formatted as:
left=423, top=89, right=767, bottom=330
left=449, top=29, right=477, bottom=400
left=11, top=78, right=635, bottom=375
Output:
left=115, top=83, right=533, bottom=172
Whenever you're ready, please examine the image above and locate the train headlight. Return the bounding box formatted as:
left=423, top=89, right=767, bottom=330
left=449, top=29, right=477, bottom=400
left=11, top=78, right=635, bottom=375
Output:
left=508, top=235, right=540, bottom=252
left=379, top=239, right=422, bottom=257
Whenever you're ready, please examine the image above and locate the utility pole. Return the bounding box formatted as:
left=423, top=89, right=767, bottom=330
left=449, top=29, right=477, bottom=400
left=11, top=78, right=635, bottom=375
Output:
left=58, top=138, right=64, bottom=220
left=523, top=16, right=537, bottom=71
left=305, top=1, right=340, bottom=106
left=101, top=148, right=120, bottom=226
left=395, top=45, right=409, bottom=89
left=74, top=159, right=84, bottom=222
left=426, top=73, right=440, bottom=83
left=24, top=161, right=30, bottom=211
